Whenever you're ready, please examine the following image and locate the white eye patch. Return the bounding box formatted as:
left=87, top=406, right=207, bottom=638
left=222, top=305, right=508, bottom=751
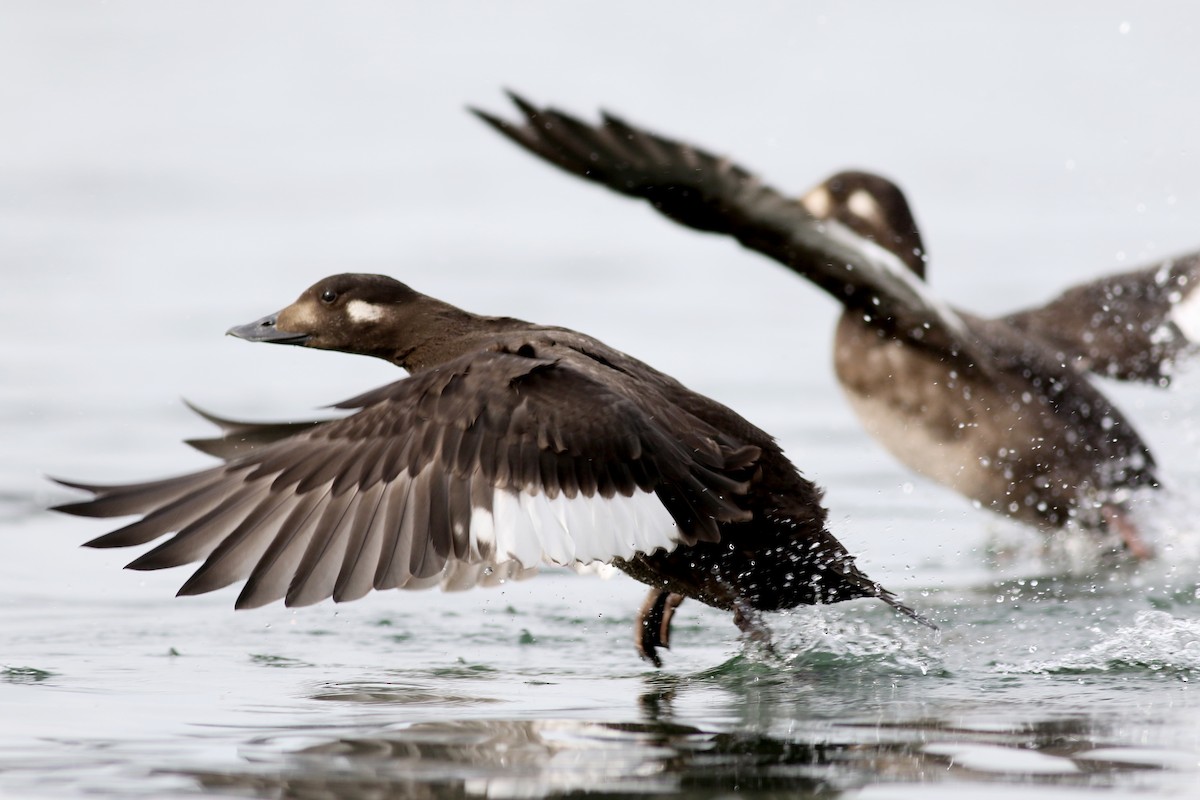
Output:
left=801, top=186, right=832, bottom=218
left=847, top=188, right=882, bottom=223
left=1170, top=283, right=1200, bottom=342
left=346, top=300, right=385, bottom=323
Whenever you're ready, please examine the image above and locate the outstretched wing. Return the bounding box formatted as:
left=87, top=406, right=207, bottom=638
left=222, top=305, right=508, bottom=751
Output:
left=961, top=311, right=1158, bottom=488
left=474, top=92, right=977, bottom=363
left=54, top=349, right=760, bottom=610
left=182, top=401, right=327, bottom=460
left=1003, top=252, right=1200, bottom=385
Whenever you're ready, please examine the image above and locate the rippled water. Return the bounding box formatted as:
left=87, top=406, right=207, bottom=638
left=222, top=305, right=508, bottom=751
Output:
left=5, top=3, right=1200, bottom=798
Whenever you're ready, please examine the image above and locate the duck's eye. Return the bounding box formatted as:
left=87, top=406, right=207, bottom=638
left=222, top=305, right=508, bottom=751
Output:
left=320, top=290, right=338, bottom=304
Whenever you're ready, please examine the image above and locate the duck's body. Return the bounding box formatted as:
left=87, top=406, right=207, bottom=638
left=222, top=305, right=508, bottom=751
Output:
left=811, top=173, right=1187, bottom=537
left=476, top=95, right=1197, bottom=547
left=54, top=274, right=927, bottom=666
left=833, top=309, right=1152, bottom=532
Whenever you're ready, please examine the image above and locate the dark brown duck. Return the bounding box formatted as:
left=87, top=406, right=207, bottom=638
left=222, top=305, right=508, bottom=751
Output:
left=477, top=94, right=1200, bottom=556
left=54, top=273, right=930, bottom=666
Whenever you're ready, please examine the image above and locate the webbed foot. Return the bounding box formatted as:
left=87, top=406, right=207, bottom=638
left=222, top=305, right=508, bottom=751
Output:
left=635, top=588, right=685, bottom=667
left=1103, top=504, right=1153, bottom=560
left=733, top=603, right=775, bottom=655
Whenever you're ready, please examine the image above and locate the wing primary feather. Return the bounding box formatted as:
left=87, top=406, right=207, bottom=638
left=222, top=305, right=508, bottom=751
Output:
left=235, top=486, right=330, bottom=609
left=172, top=482, right=304, bottom=595
left=127, top=480, right=273, bottom=571
left=83, top=474, right=240, bottom=549
left=295, top=448, right=358, bottom=495
left=405, top=469, right=443, bottom=580
left=453, top=421, right=484, bottom=478
left=284, top=488, right=360, bottom=606
left=329, top=438, right=389, bottom=495
left=374, top=472, right=417, bottom=590
left=263, top=445, right=341, bottom=491
left=439, top=561, right=484, bottom=592
left=55, top=468, right=230, bottom=520
left=379, top=433, right=414, bottom=483
left=426, top=469, right=452, bottom=560
left=445, top=475, right=473, bottom=561
left=537, top=450, right=562, bottom=500
left=332, top=481, right=389, bottom=603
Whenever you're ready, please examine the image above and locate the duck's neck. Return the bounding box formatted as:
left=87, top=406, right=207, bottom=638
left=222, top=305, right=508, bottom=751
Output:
left=388, top=304, right=483, bottom=373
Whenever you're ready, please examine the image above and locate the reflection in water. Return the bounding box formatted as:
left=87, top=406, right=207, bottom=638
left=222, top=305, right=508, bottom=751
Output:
left=173, top=704, right=1186, bottom=799
left=160, top=646, right=1200, bottom=798
left=184, top=718, right=847, bottom=799
left=309, top=681, right=501, bottom=707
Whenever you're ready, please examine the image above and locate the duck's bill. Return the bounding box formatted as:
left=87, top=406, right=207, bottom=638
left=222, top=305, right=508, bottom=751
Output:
left=227, top=313, right=311, bottom=345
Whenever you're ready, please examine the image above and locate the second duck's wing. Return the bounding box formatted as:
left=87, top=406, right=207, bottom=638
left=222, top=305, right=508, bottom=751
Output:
left=962, top=311, right=1158, bottom=490
left=53, top=349, right=760, bottom=610
left=1002, top=252, right=1200, bottom=385
left=474, top=93, right=978, bottom=364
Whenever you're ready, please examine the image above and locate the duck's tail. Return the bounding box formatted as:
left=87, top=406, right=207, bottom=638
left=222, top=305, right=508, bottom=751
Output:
left=876, top=585, right=938, bottom=630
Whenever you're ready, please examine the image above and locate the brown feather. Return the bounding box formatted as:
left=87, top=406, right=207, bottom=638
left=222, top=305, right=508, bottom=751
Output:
left=235, top=488, right=329, bottom=609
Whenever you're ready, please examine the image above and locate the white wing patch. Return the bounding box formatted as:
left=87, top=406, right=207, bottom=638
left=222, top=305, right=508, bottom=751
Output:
left=822, top=217, right=968, bottom=339
left=387, top=481, right=679, bottom=594
left=346, top=299, right=385, bottom=323
left=228, top=468, right=682, bottom=600
left=486, top=486, right=680, bottom=570
left=1170, top=283, right=1200, bottom=342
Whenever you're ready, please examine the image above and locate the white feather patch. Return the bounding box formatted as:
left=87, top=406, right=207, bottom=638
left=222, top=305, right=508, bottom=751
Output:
left=357, top=474, right=680, bottom=593
left=847, top=188, right=882, bottom=223
left=800, top=186, right=832, bottom=218
left=346, top=299, right=385, bottom=323
left=822, top=216, right=968, bottom=339
left=1170, top=284, right=1200, bottom=342
left=474, top=487, right=679, bottom=570
left=469, top=504, right=496, bottom=560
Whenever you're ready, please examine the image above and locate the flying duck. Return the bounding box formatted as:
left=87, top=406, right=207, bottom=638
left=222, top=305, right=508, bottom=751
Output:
left=53, top=273, right=930, bottom=666
left=475, top=94, right=1200, bottom=555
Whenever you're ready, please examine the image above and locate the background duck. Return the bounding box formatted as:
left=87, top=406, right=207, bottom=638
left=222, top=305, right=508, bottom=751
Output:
left=476, top=94, right=1200, bottom=555
left=54, top=273, right=930, bottom=666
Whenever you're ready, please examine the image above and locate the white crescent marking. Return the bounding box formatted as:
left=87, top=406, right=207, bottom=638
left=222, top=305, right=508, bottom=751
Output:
left=1170, top=284, right=1200, bottom=342
left=847, top=188, right=882, bottom=224
left=346, top=300, right=385, bottom=323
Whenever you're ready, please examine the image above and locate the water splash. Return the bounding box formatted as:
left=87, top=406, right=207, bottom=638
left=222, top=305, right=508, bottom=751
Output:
left=996, top=610, right=1200, bottom=677
left=766, top=609, right=944, bottom=677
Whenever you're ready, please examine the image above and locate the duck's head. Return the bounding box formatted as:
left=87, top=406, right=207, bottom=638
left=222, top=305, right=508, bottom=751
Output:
left=228, top=273, right=438, bottom=365
left=800, top=171, right=928, bottom=278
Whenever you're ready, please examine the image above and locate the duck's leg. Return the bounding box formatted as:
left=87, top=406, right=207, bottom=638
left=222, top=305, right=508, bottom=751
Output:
left=733, top=602, right=774, bottom=652
left=635, top=588, right=685, bottom=667
left=1102, top=504, right=1153, bottom=560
